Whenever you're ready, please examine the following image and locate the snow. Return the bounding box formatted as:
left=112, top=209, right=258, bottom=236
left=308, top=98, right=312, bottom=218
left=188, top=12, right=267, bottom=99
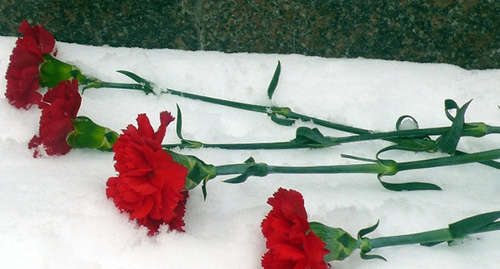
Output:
left=0, top=35, right=499, bottom=268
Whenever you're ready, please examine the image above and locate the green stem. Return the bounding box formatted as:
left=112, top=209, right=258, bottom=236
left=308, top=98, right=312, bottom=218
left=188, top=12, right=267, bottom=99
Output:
left=84, top=80, right=373, bottom=133
left=163, top=141, right=315, bottom=150
left=83, top=81, right=151, bottom=92
left=214, top=148, right=500, bottom=177
left=267, top=163, right=387, bottom=175
left=162, top=88, right=372, bottom=135
left=396, top=149, right=500, bottom=172
left=369, top=227, right=453, bottom=248
left=160, top=88, right=270, bottom=114
left=84, top=80, right=500, bottom=141
left=287, top=111, right=371, bottom=135
left=369, top=220, right=500, bottom=249
left=215, top=163, right=251, bottom=175
left=84, top=80, right=500, bottom=169
left=162, top=124, right=499, bottom=150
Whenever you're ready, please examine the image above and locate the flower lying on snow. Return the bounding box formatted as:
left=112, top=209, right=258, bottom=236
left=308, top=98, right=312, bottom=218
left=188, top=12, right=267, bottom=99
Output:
left=5, top=20, right=87, bottom=109
left=28, top=79, right=81, bottom=157
left=106, top=111, right=189, bottom=235
left=28, top=79, right=119, bottom=157
left=5, top=20, right=57, bottom=109
left=261, top=188, right=330, bottom=269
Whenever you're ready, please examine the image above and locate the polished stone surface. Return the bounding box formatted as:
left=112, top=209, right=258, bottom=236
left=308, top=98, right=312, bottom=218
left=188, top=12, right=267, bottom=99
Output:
left=0, top=0, right=498, bottom=69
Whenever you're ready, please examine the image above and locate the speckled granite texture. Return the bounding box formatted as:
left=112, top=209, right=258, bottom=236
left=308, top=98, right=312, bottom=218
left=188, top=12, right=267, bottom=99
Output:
left=0, top=0, right=498, bottom=69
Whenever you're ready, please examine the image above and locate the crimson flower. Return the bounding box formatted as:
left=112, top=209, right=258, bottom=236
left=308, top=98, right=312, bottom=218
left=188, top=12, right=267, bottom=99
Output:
left=261, top=188, right=330, bottom=269
left=5, top=19, right=56, bottom=109
left=106, top=111, right=189, bottom=235
left=28, top=79, right=81, bottom=157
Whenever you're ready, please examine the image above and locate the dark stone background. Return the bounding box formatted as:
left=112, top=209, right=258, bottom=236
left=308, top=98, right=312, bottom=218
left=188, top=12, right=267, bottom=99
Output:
left=0, top=0, right=498, bottom=69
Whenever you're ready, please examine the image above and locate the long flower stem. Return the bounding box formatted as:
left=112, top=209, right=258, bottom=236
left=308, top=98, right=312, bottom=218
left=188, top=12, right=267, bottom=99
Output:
left=163, top=141, right=315, bottom=150
left=215, top=148, right=500, bottom=177
left=84, top=80, right=384, bottom=134
left=88, top=82, right=147, bottom=91
left=369, top=220, right=500, bottom=249
left=160, top=88, right=270, bottom=114
left=396, top=149, right=500, bottom=172
left=369, top=227, right=454, bottom=248
left=162, top=124, right=499, bottom=150
left=85, top=80, right=500, bottom=169
left=85, top=80, right=500, bottom=142
left=268, top=149, right=500, bottom=174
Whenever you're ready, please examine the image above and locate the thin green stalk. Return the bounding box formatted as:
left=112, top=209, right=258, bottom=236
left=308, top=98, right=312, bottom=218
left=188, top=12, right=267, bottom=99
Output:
left=368, top=220, right=500, bottom=249
left=84, top=79, right=500, bottom=169
left=84, top=80, right=377, bottom=133
left=83, top=81, right=153, bottom=93
left=160, top=88, right=270, bottom=114
left=214, top=148, right=500, bottom=178
left=163, top=141, right=315, bottom=150
left=369, top=227, right=453, bottom=248
left=158, top=87, right=500, bottom=170
left=162, top=124, right=499, bottom=150
left=85, top=80, right=500, bottom=143
left=215, top=163, right=252, bottom=175
left=216, top=162, right=387, bottom=176
left=315, top=211, right=500, bottom=262
left=396, top=149, right=500, bottom=172
left=287, top=111, right=371, bottom=135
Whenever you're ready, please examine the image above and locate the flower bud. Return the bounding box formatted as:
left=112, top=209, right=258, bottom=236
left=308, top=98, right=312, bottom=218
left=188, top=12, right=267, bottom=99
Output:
left=67, top=116, right=119, bottom=151
left=39, top=54, right=86, bottom=88
left=309, top=221, right=358, bottom=262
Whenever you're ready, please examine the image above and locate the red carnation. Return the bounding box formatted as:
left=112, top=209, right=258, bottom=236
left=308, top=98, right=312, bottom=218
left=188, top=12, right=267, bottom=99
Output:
left=106, top=111, right=189, bottom=235
left=5, top=20, right=57, bottom=109
left=28, top=79, right=81, bottom=157
left=261, top=188, right=330, bottom=269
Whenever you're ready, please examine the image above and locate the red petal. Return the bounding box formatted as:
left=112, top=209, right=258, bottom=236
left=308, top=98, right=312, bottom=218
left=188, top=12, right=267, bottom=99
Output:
left=130, top=197, right=155, bottom=219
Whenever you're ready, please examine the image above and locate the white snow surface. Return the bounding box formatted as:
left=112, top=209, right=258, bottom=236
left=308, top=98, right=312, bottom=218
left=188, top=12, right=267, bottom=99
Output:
left=0, top=36, right=499, bottom=269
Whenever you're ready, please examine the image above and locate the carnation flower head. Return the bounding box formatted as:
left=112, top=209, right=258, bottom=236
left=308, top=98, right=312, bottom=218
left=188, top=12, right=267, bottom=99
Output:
left=106, top=111, right=189, bottom=235
left=28, top=79, right=81, bottom=157
left=261, top=188, right=330, bottom=269
left=5, top=20, right=56, bottom=109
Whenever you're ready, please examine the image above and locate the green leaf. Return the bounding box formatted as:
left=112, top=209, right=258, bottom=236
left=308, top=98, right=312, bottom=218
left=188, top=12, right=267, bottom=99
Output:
left=360, top=252, right=387, bottom=261
left=270, top=113, right=295, bottom=126
left=393, top=114, right=438, bottom=154
left=356, top=222, right=388, bottom=261
left=395, top=115, right=419, bottom=131
left=358, top=220, right=380, bottom=239
left=116, top=70, right=154, bottom=94
left=374, top=144, right=442, bottom=191
left=116, top=70, right=149, bottom=84
left=393, top=137, right=437, bottom=153
left=176, top=104, right=184, bottom=139
left=455, top=150, right=500, bottom=169
left=449, top=211, right=500, bottom=238
left=340, top=154, right=378, bottom=163
left=377, top=175, right=442, bottom=191
left=223, top=157, right=268, bottom=183
left=443, top=99, right=460, bottom=121
left=436, top=99, right=472, bottom=154
left=292, top=127, right=337, bottom=148
left=376, top=142, right=436, bottom=158
left=267, top=61, right=281, bottom=99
